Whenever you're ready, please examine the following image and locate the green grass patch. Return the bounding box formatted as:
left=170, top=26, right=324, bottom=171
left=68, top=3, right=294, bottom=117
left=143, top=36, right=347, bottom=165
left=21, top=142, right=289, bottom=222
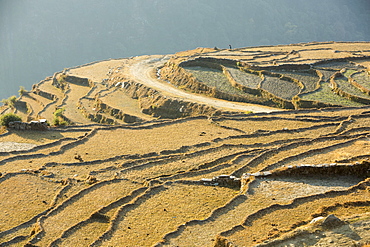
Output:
left=343, top=69, right=358, bottom=78
left=353, top=72, right=370, bottom=90
left=335, top=77, right=370, bottom=99
left=300, top=81, right=363, bottom=107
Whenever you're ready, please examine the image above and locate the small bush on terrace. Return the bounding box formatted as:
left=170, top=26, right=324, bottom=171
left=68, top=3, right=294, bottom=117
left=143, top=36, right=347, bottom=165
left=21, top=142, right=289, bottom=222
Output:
left=18, top=86, right=27, bottom=96
left=0, top=113, right=22, bottom=127
left=52, top=108, right=68, bottom=126
left=57, top=74, right=67, bottom=83
left=1, top=96, right=17, bottom=108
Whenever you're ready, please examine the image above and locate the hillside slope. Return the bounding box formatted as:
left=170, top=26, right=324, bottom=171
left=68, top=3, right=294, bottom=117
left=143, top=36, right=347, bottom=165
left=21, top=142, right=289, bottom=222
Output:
left=0, top=42, right=370, bottom=247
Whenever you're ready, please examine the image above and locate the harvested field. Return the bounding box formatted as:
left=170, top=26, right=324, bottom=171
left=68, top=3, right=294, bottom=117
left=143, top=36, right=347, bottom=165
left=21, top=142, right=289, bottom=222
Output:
left=225, top=67, right=262, bottom=89
left=1, top=42, right=370, bottom=247
left=1, top=107, right=369, bottom=246
left=315, top=61, right=361, bottom=71
left=221, top=184, right=370, bottom=247
left=99, top=88, right=153, bottom=121
left=316, top=69, right=337, bottom=82
left=184, top=66, right=246, bottom=96
left=98, top=183, right=236, bottom=247
left=276, top=71, right=319, bottom=93
left=61, top=83, right=93, bottom=124
left=260, top=75, right=300, bottom=100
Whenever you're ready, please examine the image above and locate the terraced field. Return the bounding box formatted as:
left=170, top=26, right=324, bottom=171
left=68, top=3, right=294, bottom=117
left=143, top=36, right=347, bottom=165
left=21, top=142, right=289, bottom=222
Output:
left=300, top=81, right=363, bottom=107
left=0, top=108, right=370, bottom=246
left=183, top=66, right=246, bottom=96
left=353, top=72, right=370, bottom=88
left=1, top=42, right=370, bottom=246
left=164, top=42, right=370, bottom=110
left=225, top=67, right=262, bottom=89
left=260, top=75, right=301, bottom=100
left=335, top=76, right=370, bottom=100
left=276, top=71, right=319, bottom=93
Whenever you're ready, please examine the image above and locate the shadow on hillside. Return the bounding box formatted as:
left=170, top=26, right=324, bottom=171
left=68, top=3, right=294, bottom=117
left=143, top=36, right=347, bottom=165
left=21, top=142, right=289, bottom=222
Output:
left=10, top=130, right=64, bottom=142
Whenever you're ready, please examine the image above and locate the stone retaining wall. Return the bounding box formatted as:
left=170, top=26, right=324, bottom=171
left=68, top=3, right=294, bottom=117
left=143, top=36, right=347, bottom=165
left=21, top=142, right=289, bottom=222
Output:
left=8, top=120, right=48, bottom=131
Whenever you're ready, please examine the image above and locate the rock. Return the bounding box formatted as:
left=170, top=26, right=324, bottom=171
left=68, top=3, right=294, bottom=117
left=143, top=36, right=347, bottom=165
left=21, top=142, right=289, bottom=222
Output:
left=310, top=216, right=325, bottom=224
left=61, top=178, right=71, bottom=186
left=262, top=171, right=272, bottom=176
left=86, top=175, right=98, bottom=185
left=328, top=238, right=335, bottom=243
left=74, top=154, right=84, bottom=162
left=8, top=120, right=48, bottom=131
left=41, top=171, right=54, bottom=178
left=199, top=131, right=206, bottom=136
left=19, top=122, right=26, bottom=130
left=24, top=243, right=39, bottom=247
left=321, top=214, right=345, bottom=228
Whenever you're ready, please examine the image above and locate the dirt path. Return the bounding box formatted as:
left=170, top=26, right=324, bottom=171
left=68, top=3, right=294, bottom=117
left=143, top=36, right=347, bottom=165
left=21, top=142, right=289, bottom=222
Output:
left=129, top=55, right=281, bottom=113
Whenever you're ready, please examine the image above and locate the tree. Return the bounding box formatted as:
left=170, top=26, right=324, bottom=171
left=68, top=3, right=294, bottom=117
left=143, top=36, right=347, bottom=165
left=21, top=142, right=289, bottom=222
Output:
left=1, top=96, right=17, bottom=108
left=0, top=113, right=22, bottom=127
left=52, top=108, right=68, bottom=126
left=18, top=86, right=27, bottom=96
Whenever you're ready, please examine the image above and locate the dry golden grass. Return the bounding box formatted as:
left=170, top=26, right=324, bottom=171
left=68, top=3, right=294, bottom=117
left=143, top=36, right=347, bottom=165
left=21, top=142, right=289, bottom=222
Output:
left=1, top=42, right=370, bottom=247
left=63, top=119, right=239, bottom=161
left=0, top=111, right=368, bottom=246
left=217, top=118, right=333, bottom=133
left=35, top=179, right=141, bottom=246
left=100, top=89, right=154, bottom=121
left=62, top=83, right=94, bottom=124
left=175, top=47, right=218, bottom=57
left=101, top=183, right=236, bottom=247
left=283, top=139, right=370, bottom=166
left=57, top=220, right=110, bottom=247
left=226, top=188, right=370, bottom=246
left=0, top=174, right=61, bottom=232
left=67, top=59, right=126, bottom=83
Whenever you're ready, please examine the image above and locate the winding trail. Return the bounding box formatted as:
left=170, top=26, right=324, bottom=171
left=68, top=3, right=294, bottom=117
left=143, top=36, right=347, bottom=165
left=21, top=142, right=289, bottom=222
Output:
left=129, top=55, right=281, bottom=113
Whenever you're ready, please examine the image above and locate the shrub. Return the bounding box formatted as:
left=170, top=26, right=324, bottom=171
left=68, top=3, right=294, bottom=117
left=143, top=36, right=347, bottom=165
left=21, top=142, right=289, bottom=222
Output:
left=52, top=118, right=68, bottom=126
left=18, top=86, right=27, bottom=96
left=0, top=113, right=22, bottom=127
left=54, top=108, right=65, bottom=117
left=1, top=96, right=17, bottom=108
left=52, top=108, right=68, bottom=126
left=57, top=74, right=67, bottom=83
